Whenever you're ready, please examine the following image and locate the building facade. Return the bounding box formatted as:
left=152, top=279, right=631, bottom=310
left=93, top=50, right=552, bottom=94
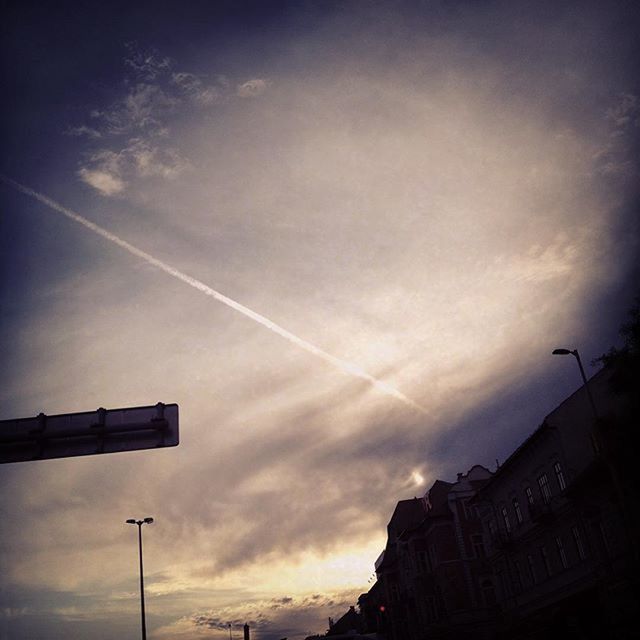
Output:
left=345, top=364, right=636, bottom=640
left=373, top=466, right=494, bottom=639
left=472, top=368, right=636, bottom=638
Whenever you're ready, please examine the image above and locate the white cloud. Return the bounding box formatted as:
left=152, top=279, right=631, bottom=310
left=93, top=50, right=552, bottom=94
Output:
left=124, top=43, right=172, bottom=80
left=92, top=83, right=180, bottom=135
left=500, top=234, right=581, bottom=284
left=128, top=139, right=190, bottom=178
left=64, top=125, right=102, bottom=139
left=1, top=607, right=29, bottom=620
left=593, top=93, right=639, bottom=177
left=605, top=93, right=639, bottom=129
left=236, top=78, right=270, bottom=98
left=77, top=140, right=189, bottom=195
left=171, top=72, right=202, bottom=93
left=77, top=168, right=126, bottom=196
left=69, top=46, right=271, bottom=197
left=77, top=150, right=126, bottom=196
left=172, top=72, right=220, bottom=106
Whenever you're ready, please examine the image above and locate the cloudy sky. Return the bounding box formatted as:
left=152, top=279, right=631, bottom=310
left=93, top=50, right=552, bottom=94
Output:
left=1, top=1, right=639, bottom=638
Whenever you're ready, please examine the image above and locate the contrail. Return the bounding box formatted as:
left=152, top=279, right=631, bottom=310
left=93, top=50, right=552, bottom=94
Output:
left=2, top=176, right=427, bottom=414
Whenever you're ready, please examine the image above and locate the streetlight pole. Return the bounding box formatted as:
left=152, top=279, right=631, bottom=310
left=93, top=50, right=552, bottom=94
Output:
left=552, top=348, right=599, bottom=420
left=553, top=347, right=637, bottom=564
left=126, top=517, right=154, bottom=640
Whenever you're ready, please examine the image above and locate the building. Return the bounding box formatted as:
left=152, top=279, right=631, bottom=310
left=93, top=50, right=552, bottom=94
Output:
left=373, top=466, right=494, bottom=639
left=346, top=358, right=637, bottom=640
left=327, top=606, right=362, bottom=636
left=472, top=367, right=636, bottom=638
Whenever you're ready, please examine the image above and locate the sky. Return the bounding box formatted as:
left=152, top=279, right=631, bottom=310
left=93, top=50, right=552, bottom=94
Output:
left=1, top=1, right=639, bottom=638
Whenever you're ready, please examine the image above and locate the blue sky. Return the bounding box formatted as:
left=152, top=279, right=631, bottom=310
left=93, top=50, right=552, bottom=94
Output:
left=1, top=1, right=639, bottom=638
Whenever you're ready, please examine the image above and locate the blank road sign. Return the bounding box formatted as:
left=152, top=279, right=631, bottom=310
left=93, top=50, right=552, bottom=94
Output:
left=0, top=403, right=179, bottom=464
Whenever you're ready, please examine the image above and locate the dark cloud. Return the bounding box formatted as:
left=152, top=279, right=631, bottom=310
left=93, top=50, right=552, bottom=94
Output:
left=181, top=590, right=357, bottom=640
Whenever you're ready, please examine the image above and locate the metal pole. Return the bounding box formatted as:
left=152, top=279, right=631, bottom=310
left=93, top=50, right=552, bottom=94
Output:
left=571, top=349, right=599, bottom=420
left=138, top=522, right=147, bottom=640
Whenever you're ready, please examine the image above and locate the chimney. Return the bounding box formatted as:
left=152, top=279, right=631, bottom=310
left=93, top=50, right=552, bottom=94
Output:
left=244, top=623, right=250, bottom=640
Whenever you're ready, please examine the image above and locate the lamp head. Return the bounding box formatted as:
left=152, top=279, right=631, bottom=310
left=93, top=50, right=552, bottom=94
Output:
left=126, top=519, right=136, bottom=525
left=143, top=517, right=154, bottom=524
left=552, top=348, right=572, bottom=355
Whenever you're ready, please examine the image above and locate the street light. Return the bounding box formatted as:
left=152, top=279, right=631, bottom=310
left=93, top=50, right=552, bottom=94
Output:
left=552, top=348, right=635, bottom=554
left=126, top=517, right=154, bottom=640
left=552, top=348, right=599, bottom=420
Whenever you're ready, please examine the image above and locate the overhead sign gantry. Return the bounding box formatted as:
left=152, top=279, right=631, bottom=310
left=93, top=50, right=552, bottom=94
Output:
left=0, top=402, right=179, bottom=463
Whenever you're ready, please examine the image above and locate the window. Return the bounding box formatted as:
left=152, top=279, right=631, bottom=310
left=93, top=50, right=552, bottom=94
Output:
left=513, top=498, right=523, bottom=524
left=572, top=525, right=586, bottom=560
left=501, top=506, right=511, bottom=533
left=472, top=534, right=485, bottom=558
left=554, top=462, right=566, bottom=491
left=525, top=486, right=534, bottom=505
left=540, top=545, right=552, bottom=578
left=527, top=554, right=537, bottom=584
left=537, top=473, right=552, bottom=504
left=555, top=536, right=568, bottom=569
